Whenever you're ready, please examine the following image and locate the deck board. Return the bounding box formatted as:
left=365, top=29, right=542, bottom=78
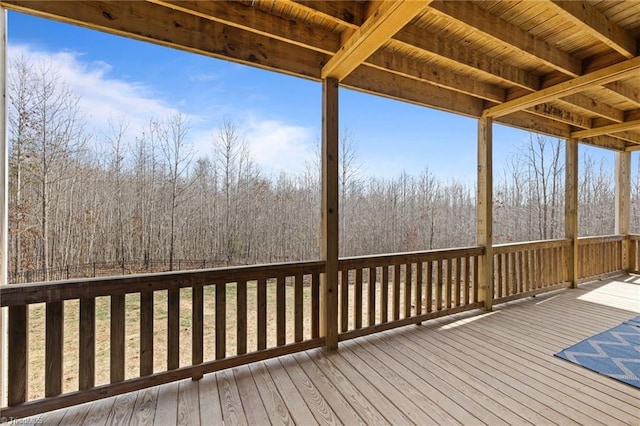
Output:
left=27, top=276, right=640, bottom=425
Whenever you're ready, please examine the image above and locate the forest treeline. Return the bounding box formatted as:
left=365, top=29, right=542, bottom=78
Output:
left=7, top=57, right=640, bottom=280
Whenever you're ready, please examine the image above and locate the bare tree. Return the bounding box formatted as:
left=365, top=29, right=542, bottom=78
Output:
left=11, top=58, right=87, bottom=278
left=339, top=129, right=362, bottom=256
left=8, top=56, right=37, bottom=274
left=213, top=119, right=254, bottom=264
left=158, top=112, right=194, bottom=270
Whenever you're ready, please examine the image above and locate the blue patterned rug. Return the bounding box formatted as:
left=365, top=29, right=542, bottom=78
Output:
left=555, top=316, right=640, bottom=389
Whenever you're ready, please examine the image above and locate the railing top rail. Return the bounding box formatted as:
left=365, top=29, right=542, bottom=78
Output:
left=0, top=260, right=325, bottom=307
left=627, top=234, right=640, bottom=240
left=577, top=234, right=626, bottom=244
left=339, top=246, right=485, bottom=269
left=494, top=238, right=571, bottom=254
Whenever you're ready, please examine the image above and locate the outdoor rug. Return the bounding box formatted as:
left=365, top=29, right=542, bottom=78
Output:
left=555, top=316, right=640, bottom=389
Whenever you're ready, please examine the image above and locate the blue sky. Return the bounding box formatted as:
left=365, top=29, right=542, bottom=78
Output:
left=7, top=10, right=629, bottom=183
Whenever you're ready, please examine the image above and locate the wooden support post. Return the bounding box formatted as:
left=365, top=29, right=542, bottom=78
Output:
left=0, top=6, right=7, bottom=407
left=321, top=78, right=339, bottom=350
left=477, top=116, right=493, bottom=311
left=615, top=151, right=631, bottom=271
left=565, top=139, right=579, bottom=288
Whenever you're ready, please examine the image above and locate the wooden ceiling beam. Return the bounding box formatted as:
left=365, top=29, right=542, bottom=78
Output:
left=1, top=0, right=327, bottom=79
left=484, top=55, right=640, bottom=118
left=392, top=28, right=540, bottom=91
left=278, top=0, right=364, bottom=29
left=527, top=103, right=592, bottom=129
left=366, top=49, right=505, bottom=103
left=580, top=135, right=629, bottom=151
left=145, top=0, right=339, bottom=55
left=321, top=0, right=430, bottom=80
left=559, top=95, right=624, bottom=123
left=496, top=111, right=571, bottom=139
left=603, top=81, right=640, bottom=107
left=547, top=1, right=636, bottom=59
left=613, top=131, right=640, bottom=145
left=428, top=0, right=582, bottom=77
left=571, top=119, right=640, bottom=138
left=343, top=66, right=484, bottom=118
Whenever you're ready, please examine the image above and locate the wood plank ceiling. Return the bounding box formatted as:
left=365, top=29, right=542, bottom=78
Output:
left=3, top=0, right=640, bottom=151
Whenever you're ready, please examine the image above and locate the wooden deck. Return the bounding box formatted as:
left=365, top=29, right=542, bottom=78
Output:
left=24, top=275, right=640, bottom=425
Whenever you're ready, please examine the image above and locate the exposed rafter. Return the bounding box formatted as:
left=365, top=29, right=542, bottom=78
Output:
left=321, top=0, right=430, bottom=80
left=2, top=0, right=328, bottom=78
left=548, top=1, right=636, bottom=59
left=365, top=49, right=506, bottom=103
left=571, top=119, right=640, bottom=138
left=484, top=55, right=640, bottom=118
left=428, top=0, right=582, bottom=77
left=392, top=27, right=541, bottom=91
left=145, top=0, right=339, bottom=55
left=603, top=81, right=640, bottom=107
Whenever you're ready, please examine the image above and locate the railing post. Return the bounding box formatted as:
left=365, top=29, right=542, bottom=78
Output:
left=565, top=138, right=579, bottom=288
left=477, top=115, right=493, bottom=311
left=0, top=5, right=8, bottom=407
left=615, top=151, right=631, bottom=271
left=320, top=78, right=339, bottom=350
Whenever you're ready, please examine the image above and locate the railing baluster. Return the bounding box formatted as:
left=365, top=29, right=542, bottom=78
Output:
left=79, top=297, right=95, bottom=389
left=436, top=260, right=443, bottom=311
left=192, top=284, right=204, bottom=378
left=215, top=283, right=226, bottom=360
left=311, top=274, right=319, bottom=339
left=404, top=263, right=412, bottom=318
left=516, top=251, right=523, bottom=293
left=445, top=258, right=452, bottom=309
left=496, top=253, right=503, bottom=298
left=110, top=294, right=125, bottom=383
left=276, top=276, right=286, bottom=346
left=45, top=301, right=64, bottom=397
left=455, top=258, right=462, bottom=307
left=355, top=268, right=363, bottom=329
left=393, top=264, right=401, bottom=320
left=464, top=257, right=470, bottom=305
left=473, top=255, right=479, bottom=303
left=237, top=279, right=248, bottom=354
left=294, top=274, right=303, bottom=342
left=8, top=305, right=28, bottom=405
left=368, top=267, right=376, bottom=326
left=258, top=278, right=268, bottom=349
left=506, top=252, right=513, bottom=296
left=167, top=288, right=180, bottom=369
left=415, top=263, right=423, bottom=316
left=140, top=292, right=154, bottom=376
left=340, top=269, right=349, bottom=332
left=426, top=261, right=433, bottom=313
left=523, top=250, right=530, bottom=291
left=381, top=266, right=389, bottom=322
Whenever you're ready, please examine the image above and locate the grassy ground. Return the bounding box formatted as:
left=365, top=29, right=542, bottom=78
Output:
left=26, top=281, right=314, bottom=400
left=25, top=274, right=457, bottom=400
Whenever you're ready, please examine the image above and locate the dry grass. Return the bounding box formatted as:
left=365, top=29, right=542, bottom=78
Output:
left=25, top=273, right=468, bottom=400
left=26, top=282, right=313, bottom=400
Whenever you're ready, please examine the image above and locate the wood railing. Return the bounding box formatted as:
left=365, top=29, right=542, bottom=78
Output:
left=2, top=236, right=635, bottom=419
left=1, top=261, right=324, bottom=419
left=577, top=235, right=625, bottom=281
left=337, top=246, right=485, bottom=341
left=630, top=234, right=640, bottom=274
left=493, top=239, right=571, bottom=304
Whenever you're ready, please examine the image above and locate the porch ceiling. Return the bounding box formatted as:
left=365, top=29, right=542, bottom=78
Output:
left=2, top=0, right=640, bottom=151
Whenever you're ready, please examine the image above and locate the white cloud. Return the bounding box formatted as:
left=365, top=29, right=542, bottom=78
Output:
left=189, top=117, right=317, bottom=178
left=8, top=44, right=181, bottom=137
left=7, top=44, right=317, bottom=176
left=244, top=117, right=316, bottom=176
